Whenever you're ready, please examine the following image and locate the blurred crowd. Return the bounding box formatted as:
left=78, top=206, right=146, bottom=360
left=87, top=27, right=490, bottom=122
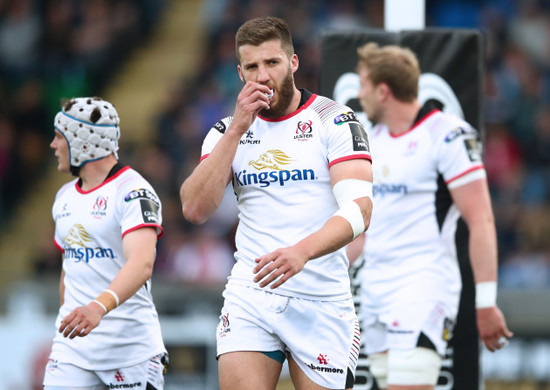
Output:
left=3, top=0, right=550, bottom=290
left=0, top=0, right=164, bottom=223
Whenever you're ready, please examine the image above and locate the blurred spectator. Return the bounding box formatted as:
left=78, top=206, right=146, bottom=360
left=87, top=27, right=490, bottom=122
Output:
left=0, top=0, right=165, bottom=226
left=483, top=122, right=522, bottom=197
left=31, top=226, right=61, bottom=277
left=0, top=115, right=17, bottom=223
left=522, top=105, right=550, bottom=206
left=499, top=248, right=550, bottom=289
left=508, top=0, right=550, bottom=68
left=483, top=122, right=523, bottom=260
left=162, top=227, right=235, bottom=287
left=0, top=0, right=41, bottom=86
left=506, top=47, right=543, bottom=153
left=500, top=207, right=550, bottom=288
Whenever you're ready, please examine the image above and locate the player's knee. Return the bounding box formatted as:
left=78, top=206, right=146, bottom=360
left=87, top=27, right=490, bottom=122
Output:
left=387, top=347, right=442, bottom=386
left=368, top=352, right=388, bottom=389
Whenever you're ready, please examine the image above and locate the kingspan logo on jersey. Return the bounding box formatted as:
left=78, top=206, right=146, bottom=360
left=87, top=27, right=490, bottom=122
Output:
left=373, top=183, right=408, bottom=197
left=63, top=224, right=116, bottom=263
left=234, top=149, right=317, bottom=188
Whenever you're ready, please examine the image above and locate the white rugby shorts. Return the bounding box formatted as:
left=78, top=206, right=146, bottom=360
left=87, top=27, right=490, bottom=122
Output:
left=43, top=353, right=167, bottom=389
left=363, top=300, right=456, bottom=356
left=217, top=284, right=360, bottom=389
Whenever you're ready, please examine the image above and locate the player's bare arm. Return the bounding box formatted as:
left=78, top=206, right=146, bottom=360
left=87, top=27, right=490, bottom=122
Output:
left=254, top=158, right=373, bottom=289
left=180, top=81, right=271, bottom=224
left=59, top=227, right=158, bottom=339
left=59, top=262, right=65, bottom=307
left=450, top=178, right=514, bottom=351
left=346, top=233, right=366, bottom=267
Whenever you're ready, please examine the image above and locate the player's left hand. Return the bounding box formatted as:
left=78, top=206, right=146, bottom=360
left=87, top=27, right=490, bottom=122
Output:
left=476, top=306, right=514, bottom=352
left=59, top=302, right=106, bottom=339
left=253, top=246, right=308, bottom=289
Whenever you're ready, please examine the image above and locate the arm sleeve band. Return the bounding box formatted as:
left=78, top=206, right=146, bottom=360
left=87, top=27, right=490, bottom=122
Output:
left=333, top=179, right=373, bottom=207
left=331, top=179, right=372, bottom=239
left=334, top=201, right=365, bottom=239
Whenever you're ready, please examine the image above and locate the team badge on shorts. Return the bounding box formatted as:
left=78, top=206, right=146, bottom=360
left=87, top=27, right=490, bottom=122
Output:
left=217, top=312, right=231, bottom=338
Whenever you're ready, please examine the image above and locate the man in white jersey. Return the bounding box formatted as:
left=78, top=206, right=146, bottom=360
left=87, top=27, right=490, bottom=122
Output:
left=351, top=43, right=513, bottom=390
left=44, top=97, right=168, bottom=390
left=180, top=17, right=373, bottom=390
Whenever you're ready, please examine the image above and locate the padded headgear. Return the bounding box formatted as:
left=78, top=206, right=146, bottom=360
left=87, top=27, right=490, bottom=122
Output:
left=54, top=97, right=120, bottom=167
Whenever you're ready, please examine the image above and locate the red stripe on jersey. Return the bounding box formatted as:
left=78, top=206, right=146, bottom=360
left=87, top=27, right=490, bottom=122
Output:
left=445, top=165, right=485, bottom=185
left=76, top=166, right=132, bottom=194
left=122, top=224, right=165, bottom=239
left=200, top=154, right=209, bottom=162
left=258, top=94, right=317, bottom=122
left=329, top=154, right=372, bottom=168
left=389, top=109, right=440, bottom=138
left=54, top=238, right=64, bottom=253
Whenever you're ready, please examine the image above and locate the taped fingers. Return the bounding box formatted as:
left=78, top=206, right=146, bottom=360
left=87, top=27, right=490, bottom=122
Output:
left=498, top=336, right=510, bottom=348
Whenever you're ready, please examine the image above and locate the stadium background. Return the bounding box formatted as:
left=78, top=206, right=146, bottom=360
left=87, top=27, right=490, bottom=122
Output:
left=0, top=0, right=549, bottom=389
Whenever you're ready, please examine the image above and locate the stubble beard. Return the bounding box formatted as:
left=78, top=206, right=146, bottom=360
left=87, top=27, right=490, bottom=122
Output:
left=366, top=105, right=383, bottom=125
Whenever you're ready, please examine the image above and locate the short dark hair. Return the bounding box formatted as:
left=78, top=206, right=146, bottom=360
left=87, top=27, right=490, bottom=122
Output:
left=235, top=16, right=294, bottom=62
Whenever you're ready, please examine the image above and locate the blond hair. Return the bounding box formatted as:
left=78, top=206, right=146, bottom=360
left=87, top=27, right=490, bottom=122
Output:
left=357, top=42, right=420, bottom=102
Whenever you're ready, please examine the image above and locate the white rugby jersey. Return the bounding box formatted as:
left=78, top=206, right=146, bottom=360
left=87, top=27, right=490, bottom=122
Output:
left=50, top=165, right=166, bottom=370
left=202, top=90, right=371, bottom=300
left=362, top=107, right=486, bottom=313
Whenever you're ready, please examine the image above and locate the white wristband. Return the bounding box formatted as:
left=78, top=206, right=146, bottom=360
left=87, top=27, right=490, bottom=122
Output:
left=475, top=281, right=497, bottom=309
left=105, top=289, right=120, bottom=307
left=92, top=299, right=108, bottom=313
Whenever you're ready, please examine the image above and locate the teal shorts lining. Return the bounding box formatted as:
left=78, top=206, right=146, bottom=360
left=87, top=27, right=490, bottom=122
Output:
left=262, top=350, right=286, bottom=363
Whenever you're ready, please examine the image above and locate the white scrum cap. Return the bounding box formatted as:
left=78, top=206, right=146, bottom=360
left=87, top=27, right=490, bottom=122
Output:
left=54, top=97, right=120, bottom=167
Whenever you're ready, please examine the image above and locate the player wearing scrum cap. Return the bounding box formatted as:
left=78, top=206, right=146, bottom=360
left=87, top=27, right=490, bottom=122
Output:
left=181, top=16, right=373, bottom=390
left=44, top=97, right=168, bottom=390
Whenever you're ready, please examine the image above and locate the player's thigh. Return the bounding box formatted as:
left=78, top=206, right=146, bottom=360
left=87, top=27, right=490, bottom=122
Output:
left=216, top=285, right=286, bottom=356
left=282, top=298, right=358, bottom=390
left=43, top=359, right=103, bottom=389
left=94, top=353, right=167, bottom=390
left=363, top=319, right=388, bottom=355
left=44, top=354, right=167, bottom=390
left=383, top=301, right=456, bottom=356
left=218, top=351, right=282, bottom=390
left=288, top=354, right=351, bottom=390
